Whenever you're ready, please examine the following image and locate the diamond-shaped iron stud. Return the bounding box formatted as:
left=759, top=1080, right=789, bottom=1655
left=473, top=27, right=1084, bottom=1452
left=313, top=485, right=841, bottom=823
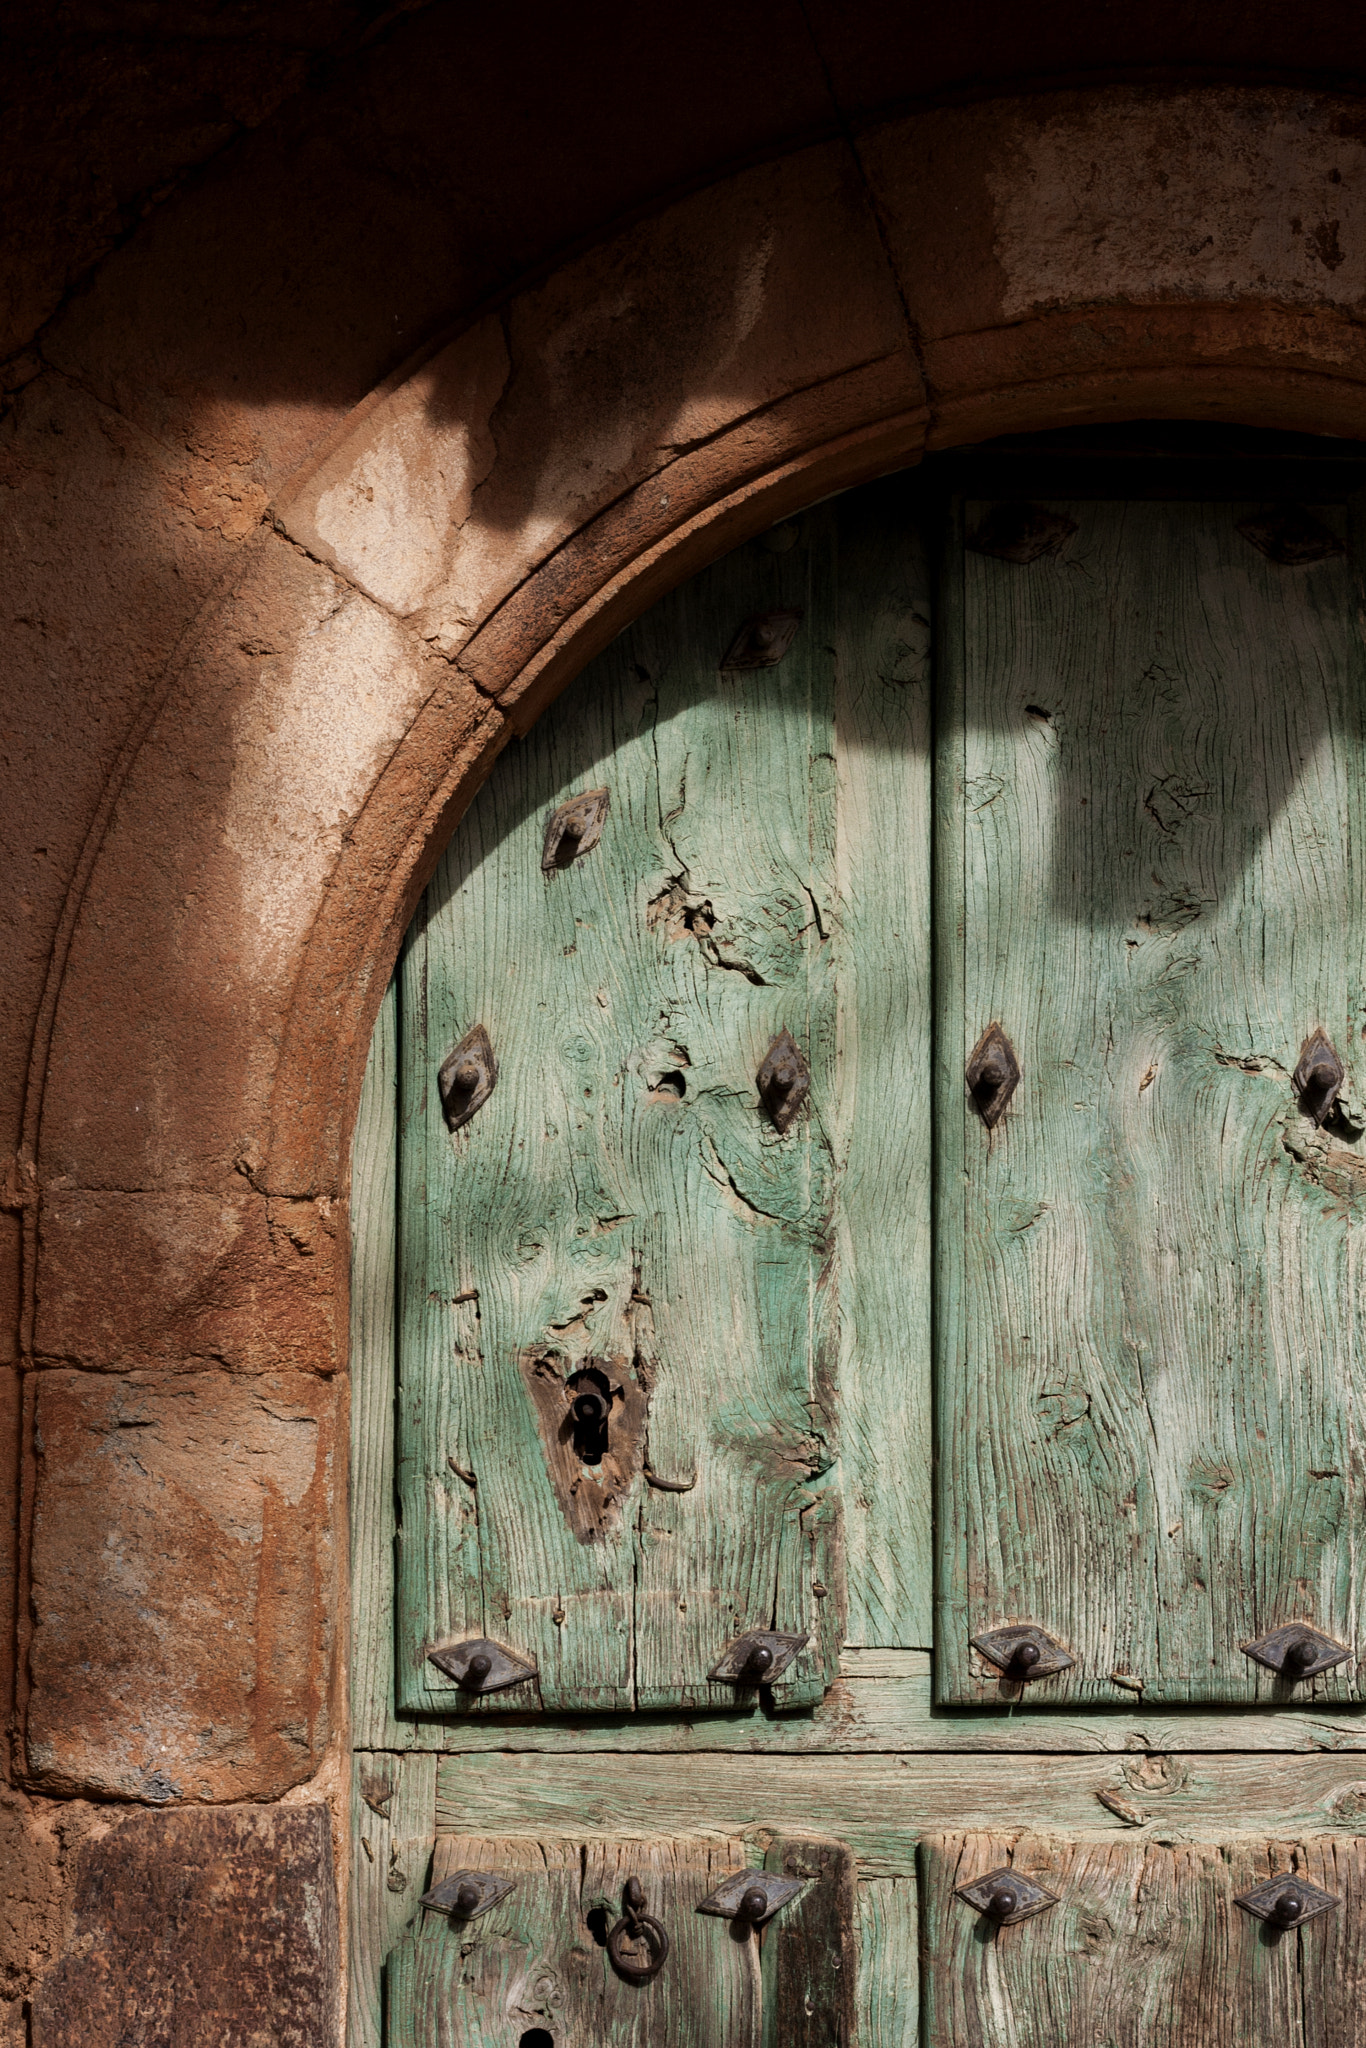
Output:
left=419, top=1869, right=517, bottom=1919
left=1293, top=1029, right=1346, bottom=1127
left=438, top=1024, right=498, bottom=1133
left=1235, top=1874, right=1340, bottom=1929
left=709, top=1628, right=808, bottom=1686
left=966, top=1024, right=1021, bottom=1130
left=966, top=503, right=1078, bottom=565
left=427, top=1635, right=537, bottom=1694
left=697, top=1868, right=807, bottom=1926
left=720, top=610, right=804, bottom=671
left=1241, top=1622, right=1351, bottom=1682
left=955, top=1867, right=1058, bottom=1926
left=542, top=786, right=610, bottom=872
left=972, top=1624, right=1074, bottom=1683
left=757, top=1030, right=811, bottom=1134
left=1236, top=505, right=1346, bottom=567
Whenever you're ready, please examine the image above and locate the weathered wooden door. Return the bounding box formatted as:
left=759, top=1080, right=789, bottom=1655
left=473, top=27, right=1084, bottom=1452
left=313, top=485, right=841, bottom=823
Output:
left=352, top=434, right=1366, bottom=2047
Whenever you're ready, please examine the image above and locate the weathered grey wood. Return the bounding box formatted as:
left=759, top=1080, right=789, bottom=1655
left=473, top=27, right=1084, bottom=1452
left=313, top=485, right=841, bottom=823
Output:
left=349, top=980, right=407, bottom=1752
left=760, top=1834, right=857, bottom=2048
left=854, top=1878, right=917, bottom=2048
left=938, top=494, right=1366, bottom=1705
left=829, top=480, right=933, bottom=1647
left=396, top=516, right=844, bottom=1713
left=920, top=1828, right=1366, bottom=2046
left=434, top=1751, right=1366, bottom=1876
left=348, top=1750, right=437, bottom=2048
left=386, top=1834, right=761, bottom=2047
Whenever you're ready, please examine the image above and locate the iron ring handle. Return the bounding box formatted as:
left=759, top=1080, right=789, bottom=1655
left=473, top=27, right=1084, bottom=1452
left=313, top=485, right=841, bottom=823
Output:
left=606, top=1906, right=670, bottom=1985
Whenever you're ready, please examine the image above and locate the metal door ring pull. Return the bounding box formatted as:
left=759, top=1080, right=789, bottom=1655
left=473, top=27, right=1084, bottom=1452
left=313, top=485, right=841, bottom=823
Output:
left=606, top=1876, right=670, bottom=1985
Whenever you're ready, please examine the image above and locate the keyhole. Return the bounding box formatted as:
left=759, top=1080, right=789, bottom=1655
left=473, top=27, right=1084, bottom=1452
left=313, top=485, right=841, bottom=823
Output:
left=565, top=1367, right=611, bottom=1466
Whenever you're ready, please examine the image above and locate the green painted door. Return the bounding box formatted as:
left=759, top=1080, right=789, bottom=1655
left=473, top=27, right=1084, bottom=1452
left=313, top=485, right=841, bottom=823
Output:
left=936, top=489, right=1366, bottom=1707
left=392, top=488, right=932, bottom=1717
left=356, top=439, right=1366, bottom=2047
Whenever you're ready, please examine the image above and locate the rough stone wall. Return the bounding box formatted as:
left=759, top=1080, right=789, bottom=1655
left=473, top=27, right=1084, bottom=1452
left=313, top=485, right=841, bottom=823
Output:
left=6, top=9, right=1366, bottom=2032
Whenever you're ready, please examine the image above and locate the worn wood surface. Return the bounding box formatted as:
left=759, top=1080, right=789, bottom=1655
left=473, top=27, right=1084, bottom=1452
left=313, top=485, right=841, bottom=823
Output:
left=434, top=1751, right=1366, bottom=1877
left=396, top=516, right=848, bottom=1713
left=855, top=1877, right=918, bottom=2048
left=348, top=1751, right=437, bottom=2048
left=351, top=979, right=405, bottom=1752
left=760, top=1833, right=857, bottom=2048
left=938, top=494, right=1366, bottom=1706
left=358, top=1645, right=1366, bottom=1756
left=829, top=482, right=933, bottom=1648
left=920, top=1828, right=1366, bottom=2046
left=386, top=1834, right=761, bottom=2047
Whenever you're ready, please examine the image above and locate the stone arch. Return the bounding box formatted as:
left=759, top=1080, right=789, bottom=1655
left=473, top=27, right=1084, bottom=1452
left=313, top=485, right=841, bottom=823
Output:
left=23, top=83, right=1366, bottom=1806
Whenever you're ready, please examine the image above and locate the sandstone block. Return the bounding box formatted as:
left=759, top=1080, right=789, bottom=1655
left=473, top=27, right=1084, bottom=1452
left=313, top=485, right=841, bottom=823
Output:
left=29, top=1803, right=337, bottom=2047
left=36, top=1191, right=340, bottom=1374
left=26, top=1370, right=337, bottom=1802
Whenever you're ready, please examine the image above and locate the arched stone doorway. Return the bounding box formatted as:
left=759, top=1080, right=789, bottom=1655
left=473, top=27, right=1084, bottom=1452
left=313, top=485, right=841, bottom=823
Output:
left=18, top=81, right=1366, bottom=2042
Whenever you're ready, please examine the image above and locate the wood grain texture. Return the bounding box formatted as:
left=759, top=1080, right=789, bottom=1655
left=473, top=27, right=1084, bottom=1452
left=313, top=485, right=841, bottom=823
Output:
left=938, top=495, right=1366, bottom=1705
left=855, top=1878, right=918, bottom=2048
left=760, top=1834, right=857, bottom=2048
left=350, top=979, right=406, bottom=1751
left=920, top=1828, right=1366, bottom=2047
left=355, top=1646, right=1366, bottom=1756
left=829, top=480, right=933, bottom=1647
left=434, top=1750, right=1366, bottom=1876
left=395, top=513, right=849, bottom=1715
left=348, top=1751, right=437, bottom=2048
left=386, top=1834, right=760, bottom=2047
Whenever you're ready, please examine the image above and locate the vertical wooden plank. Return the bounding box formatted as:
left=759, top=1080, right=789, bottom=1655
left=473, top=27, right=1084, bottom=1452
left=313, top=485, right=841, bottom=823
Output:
left=349, top=1751, right=437, bottom=2048
left=396, top=516, right=843, bottom=1713
left=386, top=1836, right=582, bottom=2048
left=386, top=1835, right=759, bottom=2047
left=631, top=516, right=841, bottom=1712
left=856, top=1879, right=918, bottom=2048
left=349, top=979, right=422, bottom=1751
left=937, top=494, right=1366, bottom=1705
left=830, top=477, right=933, bottom=1647
left=919, top=1829, right=1333, bottom=2047
left=761, top=1833, right=858, bottom=2048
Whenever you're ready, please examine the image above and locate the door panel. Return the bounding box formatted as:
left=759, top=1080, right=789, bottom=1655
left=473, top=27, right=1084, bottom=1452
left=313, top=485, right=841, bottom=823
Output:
left=385, top=1831, right=854, bottom=2047
left=398, top=519, right=851, bottom=1713
left=920, top=1828, right=1366, bottom=2047
left=936, top=495, right=1366, bottom=1705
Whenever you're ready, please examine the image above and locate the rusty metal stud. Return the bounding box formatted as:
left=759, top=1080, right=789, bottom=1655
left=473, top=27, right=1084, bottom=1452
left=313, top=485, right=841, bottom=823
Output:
left=972, top=1623, right=1075, bottom=1682
left=1235, top=1874, right=1340, bottom=1927
left=419, top=1868, right=517, bottom=1919
left=709, top=1628, right=809, bottom=1686
left=966, top=503, right=1077, bottom=565
left=757, top=1029, right=810, bottom=1133
left=427, top=1635, right=537, bottom=1694
left=607, top=1876, right=671, bottom=1985
left=542, top=786, right=610, bottom=872
left=966, top=1023, right=1021, bottom=1129
left=1241, top=1621, right=1351, bottom=1682
left=1293, top=1029, right=1345, bottom=1126
left=438, top=1024, right=497, bottom=1132
left=697, top=1867, right=807, bottom=1926
left=955, top=1866, right=1058, bottom=1926
left=720, top=609, right=803, bottom=671
left=1236, top=505, right=1346, bottom=566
